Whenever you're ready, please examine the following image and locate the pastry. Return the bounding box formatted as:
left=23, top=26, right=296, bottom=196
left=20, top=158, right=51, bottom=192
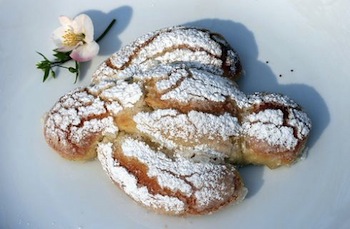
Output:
left=44, top=64, right=310, bottom=214
left=43, top=26, right=312, bottom=215
left=92, top=26, right=242, bottom=83
left=97, top=135, right=247, bottom=215
left=44, top=79, right=142, bottom=160
left=240, top=92, right=311, bottom=168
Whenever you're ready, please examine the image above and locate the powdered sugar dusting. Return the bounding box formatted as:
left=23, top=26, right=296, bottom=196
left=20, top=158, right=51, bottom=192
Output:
left=44, top=79, right=143, bottom=153
left=121, top=138, right=193, bottom=197
left=92, top=26, right=241, bottom=82
left=87, top=80, right=116, bottom=95
left=242, top=109, right=298, bottom=150
left=187, top=111, right=241, bottom=140
left=44, top=24, right=314, bottom=215
left=115, top=27, right=222, bottom=68
left=243, top=93, right=312, bottom=150
left=45, top=88, right=117, bottom=149
left=243, top=122, right=298, bottom=150
left=69, top=117, right=117, bottom=144
left=152, top=49, right=223, bottom=74
left=155, top=68, right=189, bottom=91
left=99, top=81, right=143, bottom=108
left=97, top=142, right=185, bottom=214
left=99, top=137, right=242, bottom=213
left=110, top=30, right=157, bottom=69
left=121, top=137, right=243, bottom=211
left=105, top=102, right=123, bottom=116
left=288, top=108, right=312, bottom=139
left=157, top=67, right=247, bottom=107
left=92, top=62, right=120, bottom=81
left=248, top=92, right=299, bottom=109
left=246, top=109, right=284, bottom=125
left=133, top=109, right=241, bottom=149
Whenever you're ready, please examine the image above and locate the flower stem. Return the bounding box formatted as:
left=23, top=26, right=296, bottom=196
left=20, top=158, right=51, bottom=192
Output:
left=96, top=19, right=117, bottom=43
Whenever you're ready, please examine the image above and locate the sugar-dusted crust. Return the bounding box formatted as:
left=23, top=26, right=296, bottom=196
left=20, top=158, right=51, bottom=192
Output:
left=97, top=136, right=247, bottom=215
left=44, top=63, right=311, bottom=214
left=92, top=26, right=242, bottom=83
left=240, top=92, right=311, bottom=168
left=44, top=26, right=312, bottom=215
left=141, top=64, right=248, bottom=115
left=43, top=80, right=143, bottom=160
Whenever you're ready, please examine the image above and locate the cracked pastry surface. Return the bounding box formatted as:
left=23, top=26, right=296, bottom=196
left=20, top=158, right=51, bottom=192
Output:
left=240, top=92, right=311, bottom=168
left=97, top=136, right=247, bottom=215
left=92, top=26, right=242, bottom=83
left=43, top=26, right=311, bottom=215
left=44, top=64, right=310, bottom=214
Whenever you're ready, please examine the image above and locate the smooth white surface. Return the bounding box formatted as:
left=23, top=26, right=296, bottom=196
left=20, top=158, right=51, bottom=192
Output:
left=0, top=0, right=349, bottom=228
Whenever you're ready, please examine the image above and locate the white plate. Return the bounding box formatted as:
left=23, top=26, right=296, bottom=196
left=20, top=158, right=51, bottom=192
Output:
left=1, top=0, right=349, bottom=228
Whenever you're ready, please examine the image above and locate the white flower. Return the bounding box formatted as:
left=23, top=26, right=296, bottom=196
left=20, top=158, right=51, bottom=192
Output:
left=52, top=14, right=99, bottom=62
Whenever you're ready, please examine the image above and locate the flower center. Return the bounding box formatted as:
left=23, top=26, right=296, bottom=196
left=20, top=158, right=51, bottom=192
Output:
left=62, top=30, right=85, bottom=47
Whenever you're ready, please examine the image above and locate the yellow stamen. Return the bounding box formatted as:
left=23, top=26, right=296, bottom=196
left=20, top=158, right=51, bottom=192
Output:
left=62, top=30, right=85, bottom=47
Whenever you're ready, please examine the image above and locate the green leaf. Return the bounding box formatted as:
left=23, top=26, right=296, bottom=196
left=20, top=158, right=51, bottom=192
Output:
left=36, top=61, right=47, bottom=69
left=36, top=51, right=49, bottom=61
left=53, top=50, right=71, bottom=61
left=43, top=67, right=50, bottom=82
left=36, top=52, right=52, bottom=71
left=51, top=70, right=56, bottom=78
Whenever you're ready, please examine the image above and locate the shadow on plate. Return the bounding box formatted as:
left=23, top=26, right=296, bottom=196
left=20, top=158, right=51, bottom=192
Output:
left=237, top=166, right=265, bottom=199
left=186, top=18, right=330, bottom=197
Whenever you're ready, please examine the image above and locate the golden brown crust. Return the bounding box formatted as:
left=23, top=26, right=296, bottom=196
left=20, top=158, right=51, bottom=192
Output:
left=97, top=136, right=247, bottom=215
left=240, top=92, right=311, bottom=168
left=44, top=26, right=312, bottom=215
left=44, top=65, right=311, bottom=215
left=92, top=26, right=243, bottom=83
left=43, top=80, right=143, bottom=160
left=143, top=70, right=243, bottom=115
left=43, top=87, right=118, bottom=160
left=241, top=137, right=308, bottom=169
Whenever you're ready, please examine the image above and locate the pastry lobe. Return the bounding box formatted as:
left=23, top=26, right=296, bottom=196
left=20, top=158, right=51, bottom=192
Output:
left=92, top=26, right=242, bottom=83
left=44, top=80, right=144, bottom=160
left=241, top=93, right=312, bottom=168
left=141, top=64, right=247, bottom=114
left=97, top=136, right=247, bottom=215
left=133, top=109, right=243, bottom=163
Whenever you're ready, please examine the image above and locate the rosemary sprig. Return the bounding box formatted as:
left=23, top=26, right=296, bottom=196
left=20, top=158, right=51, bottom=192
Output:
left=36, top=18, right=116, bottom=83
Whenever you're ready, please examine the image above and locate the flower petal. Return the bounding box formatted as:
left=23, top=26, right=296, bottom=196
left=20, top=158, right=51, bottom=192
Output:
left=52, top=26, right=83, bottom=52
left=70, top=41, right=99, bottom=62
left=58, top=16, right=73, bottom=26
left=73, top=14, right=94, bottom=42
left=52, top=26, right=75, bottom=52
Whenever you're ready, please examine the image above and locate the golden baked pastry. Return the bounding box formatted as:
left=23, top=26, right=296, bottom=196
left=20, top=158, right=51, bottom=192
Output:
left=44, top=64, right=310, bottom=214
left=98, top=135, right=247, bottom=215
left=44, top=80, right=138, bottom=160
left=240, top=92, right=311, bottom=168
left=92, top=26, right=242, bottom=83
left=43, top=26, right=312, bottom=215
